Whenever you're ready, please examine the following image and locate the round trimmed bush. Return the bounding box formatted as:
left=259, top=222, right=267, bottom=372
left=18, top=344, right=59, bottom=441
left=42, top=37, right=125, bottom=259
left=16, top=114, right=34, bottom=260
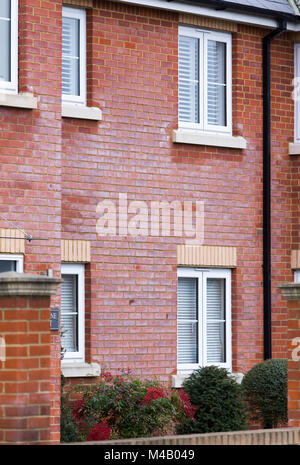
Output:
left=241, top=358, right=287, bottom=429
left=178, top=366, right=249, bottom=434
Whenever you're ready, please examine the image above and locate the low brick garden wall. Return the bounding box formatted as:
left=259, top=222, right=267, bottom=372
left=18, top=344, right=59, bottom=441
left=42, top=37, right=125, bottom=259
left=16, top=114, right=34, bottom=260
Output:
left=67, top=427, right=300, bottom=446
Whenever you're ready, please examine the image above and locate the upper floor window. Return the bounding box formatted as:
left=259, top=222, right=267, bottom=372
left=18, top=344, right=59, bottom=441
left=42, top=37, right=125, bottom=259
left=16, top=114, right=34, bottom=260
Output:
left=294, top=44, right=300, bottom=142
left=177, top=267, right=231, bottom=372
left=0, top=254, right=23, bottom=273
left=178, top=26, right=232, bottom=134
left=61, top=263, right=85, bottom=363
left=62, top=6, right=86, bottom=105
left=0, top=0, right=18, bottom=94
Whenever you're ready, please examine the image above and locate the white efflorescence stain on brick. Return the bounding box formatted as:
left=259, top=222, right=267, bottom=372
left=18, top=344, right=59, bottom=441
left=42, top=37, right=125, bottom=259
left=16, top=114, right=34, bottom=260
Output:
left=0, top=337, right=6, bottom=363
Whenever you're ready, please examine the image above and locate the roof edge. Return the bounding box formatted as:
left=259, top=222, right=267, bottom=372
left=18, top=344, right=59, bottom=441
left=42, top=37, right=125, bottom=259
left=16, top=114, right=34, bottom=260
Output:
left=175, top=0, right=299, bottom=22
left=115, top=0, right=300, bottom=29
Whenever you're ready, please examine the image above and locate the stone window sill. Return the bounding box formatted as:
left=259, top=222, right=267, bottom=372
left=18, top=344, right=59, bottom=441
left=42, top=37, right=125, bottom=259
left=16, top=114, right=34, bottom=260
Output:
left=61, top=362, right=101, bottom=378
left=172, top=372, right=244, bottom=388
left=0, top=92, right=37, bottom=110
left=62, top=103, right=102, bottom=121
left=289, top=143, right=300, bottom=155
left=173, top=129, right=247, bottom=150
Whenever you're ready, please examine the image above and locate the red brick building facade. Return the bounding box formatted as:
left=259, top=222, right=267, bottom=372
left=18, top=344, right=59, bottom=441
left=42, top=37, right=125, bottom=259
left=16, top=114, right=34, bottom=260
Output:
left=1, top=0, right=300, bottom=442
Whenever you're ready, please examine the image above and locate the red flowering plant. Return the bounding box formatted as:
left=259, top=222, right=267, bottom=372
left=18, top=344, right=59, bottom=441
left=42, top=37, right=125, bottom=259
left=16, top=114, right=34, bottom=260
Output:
left=170, top=388, right=197, bottom=434
left=60, top=370, right=197, bottom=442
left=142, top=387, right=167, bottom=404
left=72, top=398, right=86, bottom=423
left=178, top=389, right=197, bottom=419
left=86, top=420, right=112, bottom=441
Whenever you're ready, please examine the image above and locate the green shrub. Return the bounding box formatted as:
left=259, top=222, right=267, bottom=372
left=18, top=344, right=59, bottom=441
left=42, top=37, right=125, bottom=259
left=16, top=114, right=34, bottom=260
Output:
left=178, top=366, right=249, bottom=434
left=60, top=370, right=196, bottom=441
left=241, top=358, right=287, bottom=428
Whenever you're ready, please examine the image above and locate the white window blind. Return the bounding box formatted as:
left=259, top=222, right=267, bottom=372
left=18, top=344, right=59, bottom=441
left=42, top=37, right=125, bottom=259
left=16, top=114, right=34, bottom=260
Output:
left=206, top=278, right=225, bottom=363
left=177, top=268, right=231, bottom=371
left=177, top=277, right=198, bottom=365
left=178, top=35, right=199, bottom=124
left=62, top=7, right=86, bottom=105
left=62, top=17, right=80, bottom=97
left=294, top=44, right=300, bottom=142
left=206, top=41, right=226, bottom=127
left=0, top=0, right=11, bottom=83
left=61, top=263, right=85, bottom=362
left=178, top=26, right=231, bottom=134
left=61, top=274, right=78, bottom=353
left=0, top=0, right=17, bottom=93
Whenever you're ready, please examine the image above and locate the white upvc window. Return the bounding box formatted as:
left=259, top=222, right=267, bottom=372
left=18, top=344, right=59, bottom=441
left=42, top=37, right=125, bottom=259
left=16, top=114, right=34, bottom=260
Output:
left=295, top=270, right=300, bottom=282
left=0, top=0, right=18, bottom=94
left=61, top=263, right=85, bottom=363
left=178, top=26, right=232, bottom=134
left=294, top=44, right=300, bottom=142
left=177, top=267, right=231, bottom=372
left=0, top=254, right=23, bottom=273
left=62, top=6, right=86, bottom=105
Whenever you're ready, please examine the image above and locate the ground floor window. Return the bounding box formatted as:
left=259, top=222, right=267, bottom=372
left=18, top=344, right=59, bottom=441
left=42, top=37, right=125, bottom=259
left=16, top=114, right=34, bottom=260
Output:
left=61, top=263, right=85, bottom=363
left=0, top=254, right=23, bottom=273
left=177, top=267, right=231, bottom=372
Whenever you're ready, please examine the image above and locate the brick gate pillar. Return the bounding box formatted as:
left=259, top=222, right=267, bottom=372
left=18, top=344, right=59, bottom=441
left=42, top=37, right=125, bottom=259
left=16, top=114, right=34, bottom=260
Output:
left=278, top=283, right=300, bottom=427
left=0, top=272, right=61, bottom=444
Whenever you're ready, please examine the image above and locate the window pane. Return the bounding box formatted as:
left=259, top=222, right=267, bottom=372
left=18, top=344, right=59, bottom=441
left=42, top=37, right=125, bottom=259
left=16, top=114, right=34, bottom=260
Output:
left=178, top=321, right=198, bottom=364
left=0, top=0, right=11, bottom=83
left=62, top=17, right=80, bottom=96
left=0, top=0, right=10, bottom=19
left=207, top=40, right=226, bottom=126
left=179, top=36, right=199, bottom=123
left=207, top=321, right=225, bottom=363
left=61, top=274, right=78, bottom=352
left=206, top=278, right=226, bottom=363
left=178, top=277, right=198, bottom=364
left=0, top=260, right=16, bottom=273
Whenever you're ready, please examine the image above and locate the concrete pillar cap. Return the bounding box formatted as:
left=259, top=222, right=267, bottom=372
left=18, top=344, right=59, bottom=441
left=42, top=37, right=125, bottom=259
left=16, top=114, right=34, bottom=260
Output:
left=0, top=272, right=62, bottom=296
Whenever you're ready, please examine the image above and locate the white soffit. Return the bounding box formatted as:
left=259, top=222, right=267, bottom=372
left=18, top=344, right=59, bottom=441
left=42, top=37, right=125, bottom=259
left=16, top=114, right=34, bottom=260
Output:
left=115, top=0, right=300, bottom=31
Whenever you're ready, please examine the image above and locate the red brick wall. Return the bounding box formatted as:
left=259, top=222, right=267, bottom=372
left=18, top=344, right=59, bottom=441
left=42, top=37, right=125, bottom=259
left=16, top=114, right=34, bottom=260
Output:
left=0, top=0, right=297, bottom=439
left=0, top=0, right=62, bottom=442
left=61, top=2, right=294, bottom=380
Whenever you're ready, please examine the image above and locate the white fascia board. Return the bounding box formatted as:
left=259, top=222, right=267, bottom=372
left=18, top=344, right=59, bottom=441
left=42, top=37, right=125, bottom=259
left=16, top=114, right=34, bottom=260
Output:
left=115, top=0, right=299, bottom=31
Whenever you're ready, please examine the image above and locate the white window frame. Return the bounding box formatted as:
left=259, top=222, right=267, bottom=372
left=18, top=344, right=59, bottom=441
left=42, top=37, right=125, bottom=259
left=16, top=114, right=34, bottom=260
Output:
left=61, top=263, right=85, bottom=363
left=177, top=267, right=232, bottom=373
left=294, top=270, right=300, bottom=282
left=178, top=25, right=232, bottom=135
left=294, top=43, right=300, bottom=142
left=0, top=0, right=18, bottom=94
left=62, top=6, right=86, bottom=106
left=0, top=254, right=23, bottom=272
